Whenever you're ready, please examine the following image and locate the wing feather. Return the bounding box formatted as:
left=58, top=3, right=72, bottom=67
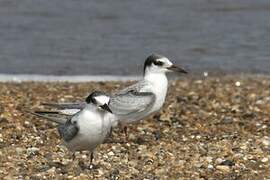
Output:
left=109, top=90, right=155, bottom=117
left=42, top=102, right=86, bottom=110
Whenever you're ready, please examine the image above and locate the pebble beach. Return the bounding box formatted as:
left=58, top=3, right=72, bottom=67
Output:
left=0, top=75, right=269, bottom=179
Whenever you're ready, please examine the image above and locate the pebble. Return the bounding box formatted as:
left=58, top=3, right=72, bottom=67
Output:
left=235, top=81, right=241, bottom=87
left=240, top=144, right=248, bottom=150
left=222, top=116, right=233, bottom=124
left=61, top=159, right=70, bottom=165
left=220, top=160, right=235, bottom=166
left=81, top=154, right=87, bottom=159
left=207, top=164, right=214, bottom=169
left=27, top=147, right=39, bottom=156
left=108, top=151, right=115, bottom=156
left=262, top=137, right=270, bottom=146
left=205, top=156, right=213, bottom=163
left=262, top=125, right=267, bottom=129
left=67, top=175, right=73, bottom=179
left=47, top=167, right=56, bottom=174
left=261, top=157, right=268, bottom=163
left=215, top=158, right=224, bottom=165
left=15, top=147, right=24, bottom=154
left=216, top=165, right=230, bottom=173
left=182, top=135, right=188, bottom=142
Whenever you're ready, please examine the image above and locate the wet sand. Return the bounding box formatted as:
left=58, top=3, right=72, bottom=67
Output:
left=0, top=75, right=269, bottom=179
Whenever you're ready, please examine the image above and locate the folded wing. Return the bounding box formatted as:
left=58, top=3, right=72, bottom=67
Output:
left=109, top=90, right=155, bottom=122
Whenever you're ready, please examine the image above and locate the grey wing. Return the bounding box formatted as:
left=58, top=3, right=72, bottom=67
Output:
left=116, top=80, right=149, bottom=95
left=42, top=102, right=87, bottom=110
left=109, top=90, right=156, bottom=117
left=58, top=117, right=79, bottom=142
left=27, top=111, right=67, bottom=124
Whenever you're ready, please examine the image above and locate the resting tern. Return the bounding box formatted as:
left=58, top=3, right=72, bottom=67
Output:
left=29, top=91, right=115, bottom=164
left=40, top=54, right=187, bottom=134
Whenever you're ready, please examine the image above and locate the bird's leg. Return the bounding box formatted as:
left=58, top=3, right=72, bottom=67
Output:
left=72, top=153, right=76, bottom=161
left=109, top=127, right=113, bottom=137
left=119, top=122, right=128, bottom=142
left=124, top=126, right=128, bottom=141
left=90, top=152, right=94, bottom=164
left=89, top=152, right=94, bottom=169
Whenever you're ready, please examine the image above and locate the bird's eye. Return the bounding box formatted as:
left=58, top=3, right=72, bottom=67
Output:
left=153, top=61, right=164, bottom=66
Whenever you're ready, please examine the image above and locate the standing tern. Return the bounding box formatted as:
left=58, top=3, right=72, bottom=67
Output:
left=28, top=91, right=115, bottom=164
left=40, top=54, right=187, bottom=135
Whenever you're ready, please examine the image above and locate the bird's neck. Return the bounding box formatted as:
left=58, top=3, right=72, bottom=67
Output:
left=84, top=104, right=100, bottom=113
left=144, top=72, right=168, bottom=86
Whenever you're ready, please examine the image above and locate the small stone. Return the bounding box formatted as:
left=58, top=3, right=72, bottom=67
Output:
left=262, top=125, right=267, bottom=129
left=182, top=135, right=188, bottom=142
left=255, top=122, right=261, bottom=127
left=246, top=155, right=254, bottom=160
left=205, top=156, right=213, bottom=163
left=79, top=173, right=88, bottom=178
left=153, top=131, right=161, bottom=140
left=109, top=169, right=119, bottom=179
left=240, top=144, right=248, bottom=150
left=47, top=167, right=56, bottom=174
left=215, top=158, right=223, bottom=164
left=222, top=116, right=233, bottom=124
left=15, top=147, right=24, bottom=154
left=235, top=81, right=241, bottom=87
left=61, top=159, right=70, bottom=165
left=81, top=154, right=87, bottom=159
left=108, top=151, right=115, bottom=156
left=24, top=121, right=30, bottom=126
left=207, top=164, right=214, bottom=169
left=261, top=157, right=268, bottom=163
left=220, top=160, right=235, bottom=166
left=262, top=137, right=270, bottom=146
left=27, top=147, right=39, bottom=156
left=135, top=137, right=145, bottom=145
left=216, top=165, right=230, bottom=173
left=67, top=175, right=73, bottom=179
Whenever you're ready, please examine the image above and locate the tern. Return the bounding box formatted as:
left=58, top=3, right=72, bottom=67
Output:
left=28, top=91, right=115, bottom=164
left=40, top=54, right=187, bottom=135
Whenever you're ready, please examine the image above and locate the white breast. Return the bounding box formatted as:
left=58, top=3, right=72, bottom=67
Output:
left=143, top=73, right=168, bottom=113
left=65, top=105, right=111, bottom=152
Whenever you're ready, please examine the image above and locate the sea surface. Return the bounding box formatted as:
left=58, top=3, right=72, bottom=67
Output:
left=1, top=0, right=270, bottom=76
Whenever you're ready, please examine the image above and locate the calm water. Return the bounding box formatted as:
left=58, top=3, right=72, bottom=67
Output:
left=1, top=0, right=270, bottom=75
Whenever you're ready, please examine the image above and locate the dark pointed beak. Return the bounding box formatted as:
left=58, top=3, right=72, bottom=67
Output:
left=100, top=104, right=113, bottom=113
left=167, top=65, right=188, bottom=74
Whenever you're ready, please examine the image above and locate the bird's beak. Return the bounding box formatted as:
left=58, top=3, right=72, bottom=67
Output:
left=167, top=65, right=188, bottom=74
left=100, top=104, right=113, bottom=113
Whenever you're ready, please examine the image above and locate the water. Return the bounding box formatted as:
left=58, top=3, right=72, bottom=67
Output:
left=1, top=0, right=270, bottom=76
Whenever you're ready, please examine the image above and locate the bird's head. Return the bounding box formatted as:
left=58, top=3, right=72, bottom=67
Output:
left=143, top=54, right=188, bottom=76
left=85, top=91, right=112, bottom=113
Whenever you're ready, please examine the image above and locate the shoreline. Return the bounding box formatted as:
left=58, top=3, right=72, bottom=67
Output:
left=0, top=73, right=270, bottom=83
left=0, top=74, right=140, bottom=82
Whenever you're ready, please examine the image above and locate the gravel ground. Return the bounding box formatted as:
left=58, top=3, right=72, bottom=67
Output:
left=0, top=76, right=269, bottom=179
